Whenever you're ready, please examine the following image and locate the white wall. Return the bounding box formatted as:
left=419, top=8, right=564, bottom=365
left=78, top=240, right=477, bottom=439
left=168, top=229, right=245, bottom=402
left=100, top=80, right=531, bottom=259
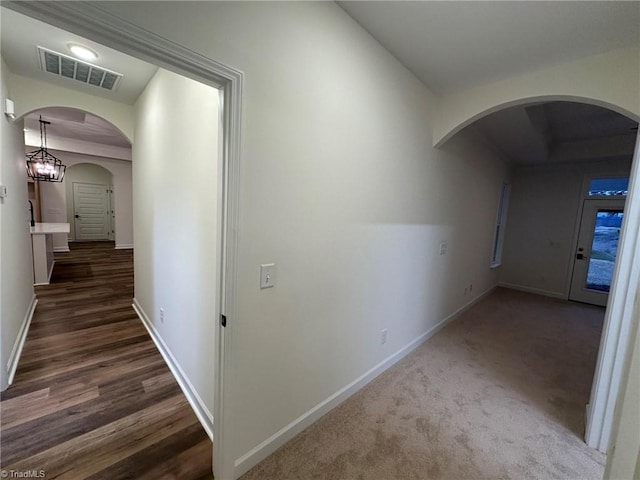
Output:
left=63, top=163, right=113, bottom=241
left=94, top=2, right=510, bottom=473
left=604, top=284, right=640, bottom=480
left=133, top=68, right=219, bottom=429
left=0, top=57, right=35, bottom=390
left=38, top=150, right=133, bottom=250
left=501, top=157, right=632, bottom=298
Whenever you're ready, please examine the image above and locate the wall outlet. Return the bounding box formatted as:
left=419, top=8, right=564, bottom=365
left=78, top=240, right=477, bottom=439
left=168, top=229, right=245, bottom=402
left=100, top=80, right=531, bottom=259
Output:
left=160, top=307, right=165, bottom=323
left=439, top=242, right=447, bottom=255
left=381, top=329, right=388, bottom=345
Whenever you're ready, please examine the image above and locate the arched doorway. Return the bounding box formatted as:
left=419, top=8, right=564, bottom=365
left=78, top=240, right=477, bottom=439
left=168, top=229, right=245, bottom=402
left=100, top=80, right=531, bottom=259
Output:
left=446, top=98, right=639, bottom=453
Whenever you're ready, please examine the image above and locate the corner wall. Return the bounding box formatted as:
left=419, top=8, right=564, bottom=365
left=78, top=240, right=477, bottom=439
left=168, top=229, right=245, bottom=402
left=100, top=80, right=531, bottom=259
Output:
left=0, top=57, right=35, bottom=390
left=500, top=157, right=632, bottom=298
left=133, top=68, right=219, bottom=431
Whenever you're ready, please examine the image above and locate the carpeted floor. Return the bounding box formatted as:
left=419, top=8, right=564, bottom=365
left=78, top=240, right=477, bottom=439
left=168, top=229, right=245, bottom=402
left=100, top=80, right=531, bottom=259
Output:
left=240, top=288, right=606, bottom=480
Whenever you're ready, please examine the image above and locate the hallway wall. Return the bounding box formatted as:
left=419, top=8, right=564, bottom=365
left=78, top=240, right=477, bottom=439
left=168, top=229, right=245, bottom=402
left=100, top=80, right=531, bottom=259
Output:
left=95, top=2, right=510, bottom=473
left=0, top=57, right=35, bottom=390
left=133, top=68, right=219, bottom=432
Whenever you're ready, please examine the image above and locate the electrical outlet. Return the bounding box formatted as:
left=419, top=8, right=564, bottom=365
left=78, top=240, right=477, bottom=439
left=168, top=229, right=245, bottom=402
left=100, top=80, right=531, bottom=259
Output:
left=381, top=329, right=388, bottom=345
left=439, top=242, right=447, bottom=255
left=160, top=307, right=165, bottom=323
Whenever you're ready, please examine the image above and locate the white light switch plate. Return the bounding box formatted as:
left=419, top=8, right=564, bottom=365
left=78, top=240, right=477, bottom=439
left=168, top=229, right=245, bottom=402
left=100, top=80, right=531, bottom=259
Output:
left=260, top=263, right=276, bottom=289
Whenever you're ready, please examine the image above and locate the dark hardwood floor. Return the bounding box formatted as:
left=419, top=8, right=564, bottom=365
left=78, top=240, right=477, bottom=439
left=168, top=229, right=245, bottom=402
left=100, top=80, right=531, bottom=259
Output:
left=1, top=242, right=213, bottom=479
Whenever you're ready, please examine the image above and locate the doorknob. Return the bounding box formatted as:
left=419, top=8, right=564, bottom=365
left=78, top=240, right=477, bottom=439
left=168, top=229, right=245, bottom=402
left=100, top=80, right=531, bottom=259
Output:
left=576, top=253, right=585, bottom=260
left=75, top=214, right=80, bottom=218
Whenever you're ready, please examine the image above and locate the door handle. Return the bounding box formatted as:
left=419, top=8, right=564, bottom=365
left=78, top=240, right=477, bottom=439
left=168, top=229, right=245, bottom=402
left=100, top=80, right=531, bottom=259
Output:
left=75, top=214, right=80, bottom=218
left=576, top=253, right=585, bottom=260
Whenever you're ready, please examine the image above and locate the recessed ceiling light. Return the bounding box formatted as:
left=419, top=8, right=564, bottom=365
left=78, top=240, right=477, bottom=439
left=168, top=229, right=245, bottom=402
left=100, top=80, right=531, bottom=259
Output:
left=68, top=44, right=98, bottom=62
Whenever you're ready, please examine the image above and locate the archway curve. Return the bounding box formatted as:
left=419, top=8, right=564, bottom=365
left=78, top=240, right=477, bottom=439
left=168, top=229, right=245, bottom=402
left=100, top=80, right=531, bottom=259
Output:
left=436, top=95, right=640, bottom=148
left=19, top=106, right=132, bottom=147
left=66, top=161, right=115, bottom=178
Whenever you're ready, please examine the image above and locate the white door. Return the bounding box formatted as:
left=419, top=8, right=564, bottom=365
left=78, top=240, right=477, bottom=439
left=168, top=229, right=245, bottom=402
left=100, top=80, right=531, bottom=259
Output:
left=73, top=182, right=110, bottom=241
left=569, top=199, right=625, bottom=306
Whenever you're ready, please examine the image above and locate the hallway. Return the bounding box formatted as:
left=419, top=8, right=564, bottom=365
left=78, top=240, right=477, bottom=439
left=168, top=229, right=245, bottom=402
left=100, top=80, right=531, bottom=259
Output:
left=0, top=243, right=213, bottom=479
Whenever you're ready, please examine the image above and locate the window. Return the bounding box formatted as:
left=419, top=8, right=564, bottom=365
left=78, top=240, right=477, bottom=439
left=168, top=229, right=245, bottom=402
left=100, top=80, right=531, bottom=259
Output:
left=491, top=182, right=510, bottom=268
left=588, top=177, right=629, bottom=197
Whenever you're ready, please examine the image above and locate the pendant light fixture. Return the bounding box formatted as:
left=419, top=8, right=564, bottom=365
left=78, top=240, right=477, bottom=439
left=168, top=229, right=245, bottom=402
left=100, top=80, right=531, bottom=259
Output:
left=26, top=116, right=66, bottom=182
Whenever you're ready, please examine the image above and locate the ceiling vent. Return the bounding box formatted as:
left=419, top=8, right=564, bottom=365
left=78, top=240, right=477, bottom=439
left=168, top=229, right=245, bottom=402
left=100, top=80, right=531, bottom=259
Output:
left=37, top=46, right=123, bottom=91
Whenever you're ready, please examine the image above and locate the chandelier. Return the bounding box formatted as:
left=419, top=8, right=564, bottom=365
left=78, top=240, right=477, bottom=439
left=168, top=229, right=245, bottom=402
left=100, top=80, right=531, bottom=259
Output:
left=26, top=117, right=66, bottom=182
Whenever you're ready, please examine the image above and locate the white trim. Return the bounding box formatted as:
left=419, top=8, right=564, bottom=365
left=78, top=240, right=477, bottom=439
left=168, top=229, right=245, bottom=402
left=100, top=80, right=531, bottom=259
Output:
left=585, top=134, right=640, bottom=452
left=7, top=295, right=38, bottom=385
left=498, top=282, right=567, bottom=300
left=53, top=247, right=70, bottom=253
left=132, top=298, right=214, bottom=439
left=34, top=260, right=56, bottom=286
left=115, top=244, right=134, bottom=250
left=233, top=286, right=496, bottom=477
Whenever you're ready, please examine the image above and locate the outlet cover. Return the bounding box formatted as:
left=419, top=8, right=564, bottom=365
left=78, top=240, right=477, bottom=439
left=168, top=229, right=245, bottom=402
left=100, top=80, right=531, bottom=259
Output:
left=260, top=263, right=276, bottom=289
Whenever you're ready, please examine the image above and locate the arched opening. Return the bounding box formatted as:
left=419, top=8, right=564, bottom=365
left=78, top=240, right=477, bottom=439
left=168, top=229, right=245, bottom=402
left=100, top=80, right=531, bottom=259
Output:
left=447, top=98, right=639, bottom=453
left=23, top=106, right=133, bottom=252
left=436, top=95, right=640, bottom=148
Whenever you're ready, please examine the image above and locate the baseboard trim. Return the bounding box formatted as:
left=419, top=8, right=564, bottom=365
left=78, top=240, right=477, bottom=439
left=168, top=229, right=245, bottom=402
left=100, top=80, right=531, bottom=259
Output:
left=132, top=299, right=213, bottom=439
left=115, top=244, right=134, bottom=250
left=233, top=285, right=496, bottom=477
left=7, top=295, right=38, bottom=386
left=53, top=247, right=70, bottom=253
left=498, top=282, right=566, bottom=300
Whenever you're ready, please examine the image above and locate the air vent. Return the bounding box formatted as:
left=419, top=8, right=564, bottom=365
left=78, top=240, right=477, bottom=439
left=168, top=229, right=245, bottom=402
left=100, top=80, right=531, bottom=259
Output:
left=38, top=46, right=123, bottom=91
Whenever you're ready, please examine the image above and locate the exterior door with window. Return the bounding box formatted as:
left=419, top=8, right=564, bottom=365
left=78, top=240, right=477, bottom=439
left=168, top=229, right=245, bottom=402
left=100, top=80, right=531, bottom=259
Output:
left=73, top=182, right=110, bottom=241
left=569, top=199, right=625, bottom=306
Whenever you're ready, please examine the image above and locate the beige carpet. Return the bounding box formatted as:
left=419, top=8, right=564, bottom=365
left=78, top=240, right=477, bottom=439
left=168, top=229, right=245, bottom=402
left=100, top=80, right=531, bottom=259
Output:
left=240, top=288, right=606, bottom=480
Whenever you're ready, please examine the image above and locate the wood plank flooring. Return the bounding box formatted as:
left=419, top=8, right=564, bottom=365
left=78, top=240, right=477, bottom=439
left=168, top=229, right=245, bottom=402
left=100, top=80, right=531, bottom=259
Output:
left=1, top=242, right=213, bottom=480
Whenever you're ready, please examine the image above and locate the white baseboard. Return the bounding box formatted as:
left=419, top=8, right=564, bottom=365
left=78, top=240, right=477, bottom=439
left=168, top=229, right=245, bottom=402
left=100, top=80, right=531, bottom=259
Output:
left=53, top=247, right=70, bottom=253
left=132, top=299, right=213, bottom=439
left=233, top=285, right=496, bottom=477
left=115, top=244, right=134, bottom=250
left=7, top=295, right=38, bottom=387
left=498, top=282, right=566, bottom=300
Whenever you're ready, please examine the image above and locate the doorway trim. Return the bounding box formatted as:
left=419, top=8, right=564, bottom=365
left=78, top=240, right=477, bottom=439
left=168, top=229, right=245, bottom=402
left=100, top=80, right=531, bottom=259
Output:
left=4, top=2, right=243, bottom=478
left=585, top=138, right=640, bottom=452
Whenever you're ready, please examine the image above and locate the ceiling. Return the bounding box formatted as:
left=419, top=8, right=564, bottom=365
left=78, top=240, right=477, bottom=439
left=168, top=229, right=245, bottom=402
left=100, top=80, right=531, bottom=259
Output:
left=338, top=1, right=640, bottom=95
left=2, top=3, right=638, bottom=166
left=0, top=7, right=157, bottom=105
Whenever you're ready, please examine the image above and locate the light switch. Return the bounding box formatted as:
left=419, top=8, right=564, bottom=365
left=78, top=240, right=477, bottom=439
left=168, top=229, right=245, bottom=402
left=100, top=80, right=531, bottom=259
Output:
left=439, top=242, right=447, bottom=255
left=260, top=263, right=276, bottom=289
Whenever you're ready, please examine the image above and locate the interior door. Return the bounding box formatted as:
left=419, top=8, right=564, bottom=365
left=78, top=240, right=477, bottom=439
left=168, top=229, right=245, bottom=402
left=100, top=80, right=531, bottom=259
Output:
left=73, top=182, right=110, bottom=241
left=569, top=199, right=625, bottom=306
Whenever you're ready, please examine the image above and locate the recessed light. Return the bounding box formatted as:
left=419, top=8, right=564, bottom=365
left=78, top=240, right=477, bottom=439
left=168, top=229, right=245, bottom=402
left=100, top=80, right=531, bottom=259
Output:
left=68, top=44, right=98, bottom=62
